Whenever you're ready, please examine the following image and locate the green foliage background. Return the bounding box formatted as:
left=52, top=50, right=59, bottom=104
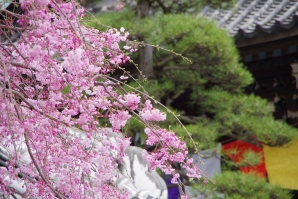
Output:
left=86, top=0, right=296, bottom=198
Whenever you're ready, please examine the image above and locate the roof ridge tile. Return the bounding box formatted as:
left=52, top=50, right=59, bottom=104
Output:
left=201, top=0, right=298, bottom=39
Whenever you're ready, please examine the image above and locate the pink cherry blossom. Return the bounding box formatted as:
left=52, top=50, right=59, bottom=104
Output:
left=121, top=93, right=140, bottom=110
left=140, top=100, right=166, bottom=121
left=109, top=110, right=131, bottom=131
left=0, top=0, right=202, bottom=198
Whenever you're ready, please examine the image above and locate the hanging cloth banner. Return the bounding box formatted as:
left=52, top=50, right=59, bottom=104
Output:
left=222, top=140, right=266, bottom=178
left=187, top=144, right=222, bottom=199
left=264, top=138, right=298, bottom=190
left=191, top=143, right=222, bottom=178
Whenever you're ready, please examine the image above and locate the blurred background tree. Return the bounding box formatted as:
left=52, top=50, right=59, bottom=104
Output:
left=84, top=0, right=296, bottom=198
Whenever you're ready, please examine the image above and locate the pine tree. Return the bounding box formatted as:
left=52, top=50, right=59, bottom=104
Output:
left=88, top=0, right=296, bottom=198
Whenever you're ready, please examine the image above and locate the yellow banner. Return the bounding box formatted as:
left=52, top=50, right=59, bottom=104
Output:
left=264, top=138, right=298, bottom=190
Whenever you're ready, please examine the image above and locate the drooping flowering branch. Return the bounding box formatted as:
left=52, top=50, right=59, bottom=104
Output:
left=0, top=0, right=202, bottom=198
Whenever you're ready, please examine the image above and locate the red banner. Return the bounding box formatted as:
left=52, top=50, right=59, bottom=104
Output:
left=222, top=140, right=266, bottom=178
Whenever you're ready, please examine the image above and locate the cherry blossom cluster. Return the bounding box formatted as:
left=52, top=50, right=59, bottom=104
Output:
left=0, top=0, right=201, bottom=198
left=141, top=101, right=202, bottom=183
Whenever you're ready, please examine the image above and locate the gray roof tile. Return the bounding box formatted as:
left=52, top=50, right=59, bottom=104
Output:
left=202, top=0, right=298, bottom=39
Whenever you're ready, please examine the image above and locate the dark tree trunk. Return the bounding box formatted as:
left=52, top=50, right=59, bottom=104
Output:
left=137, top=0, right=156, bottom=79
left=137, top=0, right=149, bottom=18
left=139, top=45, right=155, bottom=79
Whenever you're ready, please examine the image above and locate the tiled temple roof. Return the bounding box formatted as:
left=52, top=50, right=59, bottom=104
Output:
left=201, top=0, right=298, bottom=39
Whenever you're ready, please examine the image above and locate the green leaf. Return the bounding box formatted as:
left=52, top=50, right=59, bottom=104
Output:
left=61, top=85, right=71, bottom=94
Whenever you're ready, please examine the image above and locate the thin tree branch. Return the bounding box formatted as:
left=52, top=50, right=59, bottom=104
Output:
left=24, top=132, right=65, bottom=199
left=94, top=81, right=120, bottom=87
left=179, top=115, right=198, bottom=124
left=10, top=79, right=30, bottom=98
left=51, top=0, right=78, bottom=36
left=163, top=66, right=193, bottom=71
left=0, top=9, right=22, bottom=17
left=9, top=61, right=39, bottom=72
left=166, top=89, right=184, bottom=107
left=0, top=24, right=32, bottom=31
left=0, top=44, right=13, bottom=57
left=155, top=54, right=176, bottom=68
left=70, top=0, right=87, bottom=47
left=0, top=51, right=21, bottom=166
left=103, top=75, right=203, bottom=156
left=155, top=0, right=170, bottom=13
left=0, top=28, right=27, bottom=61
left=10, top=90, right=69, bottom=126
